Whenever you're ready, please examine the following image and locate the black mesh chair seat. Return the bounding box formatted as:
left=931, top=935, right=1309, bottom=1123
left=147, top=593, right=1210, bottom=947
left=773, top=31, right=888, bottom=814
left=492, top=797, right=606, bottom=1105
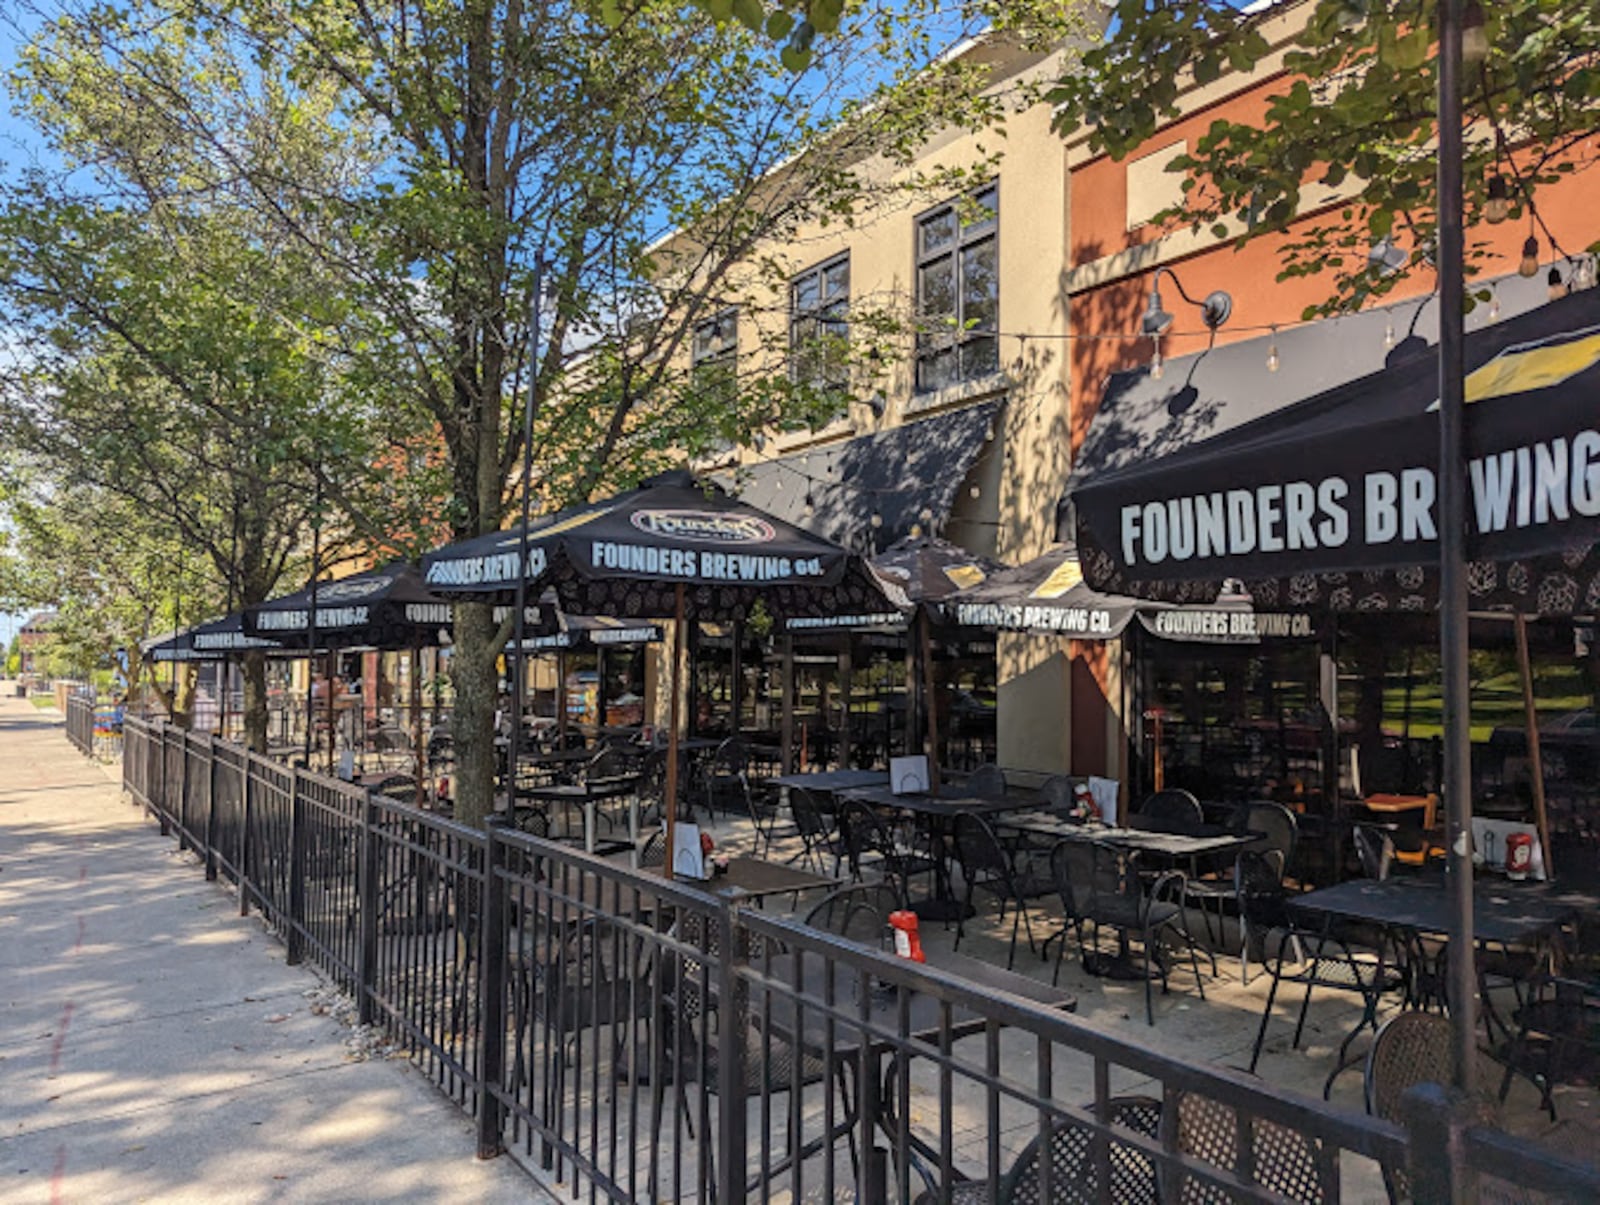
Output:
left=1498, top=975, right=1600, bottom=1119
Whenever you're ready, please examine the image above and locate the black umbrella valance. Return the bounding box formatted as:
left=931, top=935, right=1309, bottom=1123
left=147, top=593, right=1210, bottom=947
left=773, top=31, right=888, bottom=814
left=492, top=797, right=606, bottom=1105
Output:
left=244, top=561, right=465, bottom=649
left=1071, top=291, right=1600, bottom=616
left=142, top=612, right=282, bottom=662
left=422, top=470, right=900, bottom=620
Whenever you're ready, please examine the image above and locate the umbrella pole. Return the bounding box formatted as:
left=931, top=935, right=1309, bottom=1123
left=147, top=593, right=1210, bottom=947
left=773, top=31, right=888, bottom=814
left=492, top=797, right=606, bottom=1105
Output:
left=1513, top=616, right=1554, bottom=878
left=919, top=610, right=941, bottom=794
left=779, top=634, right=795, bottom=775
left=326, top=650, right=336, bottom=775
left=413, top=643, right=426, bottom=811
left=664, top=583, right=686, bottom=881
left=1436, top=0, right=1477, bottom=1093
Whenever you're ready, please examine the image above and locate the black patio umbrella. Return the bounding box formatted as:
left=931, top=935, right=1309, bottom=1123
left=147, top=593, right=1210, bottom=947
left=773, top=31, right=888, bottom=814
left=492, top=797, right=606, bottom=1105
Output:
left=243, top=561, right=461, bottom=649
left=1071, top=292, right=1600, bottom=616
left=422, top=469, right=900, bottom=873
left=142, top=612, right=281, bottom=662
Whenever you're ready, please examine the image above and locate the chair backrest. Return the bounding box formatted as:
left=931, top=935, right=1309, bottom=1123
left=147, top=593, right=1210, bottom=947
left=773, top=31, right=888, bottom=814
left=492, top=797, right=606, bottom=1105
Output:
left=1364, top=1011, right=1453, bottom=1122
left=804, top=883, right=904, bottom=943
left=712, top=737, right=748, bottom=776
left=639, top=830, right=665, bottom=868
left=1003, top=1095, right=1162, bottom=1204
left=1241, top=800, right=1298, bottom=860
left=1166, top=1090, right=1330, bottom=1204
left=1036, top=775, right=1080, bottom=818
left=953, top=813, right=1011, bottom=879
left=965, top=762, right=1007, bottom=799
left=1134, top=788, right=1204, bottom=833
left=838, top=799, right=896, bottom=881
left=789, top=786, right=830, bottom=839
left=1051, top=840, right=1125, bottom=923
left=1234, top=849, right=1288, bottom=929
left=1354, top=824, right=1395, bottom=881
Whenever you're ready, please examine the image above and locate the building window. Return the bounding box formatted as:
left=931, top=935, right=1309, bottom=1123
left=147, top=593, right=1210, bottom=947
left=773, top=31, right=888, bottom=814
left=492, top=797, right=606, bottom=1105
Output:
left=915, top=184, right=998, bottom=393
left=789, top=253, right=850, bottom=424
left=691, top=307, right=739, bottom=410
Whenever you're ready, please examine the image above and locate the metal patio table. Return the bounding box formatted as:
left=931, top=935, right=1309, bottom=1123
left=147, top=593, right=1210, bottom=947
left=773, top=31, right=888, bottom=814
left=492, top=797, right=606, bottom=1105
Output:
left=517, top=773, right=643, bottom=854
left=838, top=784, right=1048, bottom=922
left=732, top=945, right=1078, bottom=1199
left=1255, top=875, right=1584, bottom=1096
left=647, top=855, right=841, bottom=904
left=769, top=768, right=890, bottom=795
left=999, top=813, right=1260, bottom=862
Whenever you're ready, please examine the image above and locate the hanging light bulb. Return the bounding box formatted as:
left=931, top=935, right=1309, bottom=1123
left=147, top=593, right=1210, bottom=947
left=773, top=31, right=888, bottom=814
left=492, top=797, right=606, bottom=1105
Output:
left=1519, top=234, right=1540, bottom=277
left=801, top=492, right=815, bottom=520
left=1483, top=175, right=1511, bottom=224
left=909, top=523, right=923, bottom=539
left=1487, top=288, right=1502, bottom=321
left=1461, top=0, right=1489, bottom=66
left=1383, top=316, right=1396, bottom=349
left=918, top=506, right=933, bottom=525
left=969, top=484, right=981, bottom=500
left=1574, top=256, right=1597, bottom=291
left=1266, top=326, right=1280, bottom=373
left=1150, top=345, right=1164, bottom=381
left=869, top=511, right=883, bottom=529
left=1548, top=264, right=1567, bottom=301
left=983, top=423, right=995, bottom=441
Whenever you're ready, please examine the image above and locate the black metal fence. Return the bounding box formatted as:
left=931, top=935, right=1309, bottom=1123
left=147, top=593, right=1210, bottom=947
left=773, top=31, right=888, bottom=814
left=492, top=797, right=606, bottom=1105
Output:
left=106, top=717, right=1599, bottom=1202
left=65, top=690, right=94, bottom=754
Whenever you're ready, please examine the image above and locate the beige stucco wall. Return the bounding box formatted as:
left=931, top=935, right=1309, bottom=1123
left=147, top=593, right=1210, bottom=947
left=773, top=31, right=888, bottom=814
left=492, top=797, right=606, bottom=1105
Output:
left=649, top=40, right=1087, bottom=775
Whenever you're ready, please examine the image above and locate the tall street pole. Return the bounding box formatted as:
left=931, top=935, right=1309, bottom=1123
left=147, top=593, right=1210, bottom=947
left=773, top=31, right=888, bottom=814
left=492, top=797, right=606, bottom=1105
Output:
left=508, top=255, right=545, bottom=812
left=1436, top=0, right=1476, bottom=1093
left=303, top=474, right=323, bottom=769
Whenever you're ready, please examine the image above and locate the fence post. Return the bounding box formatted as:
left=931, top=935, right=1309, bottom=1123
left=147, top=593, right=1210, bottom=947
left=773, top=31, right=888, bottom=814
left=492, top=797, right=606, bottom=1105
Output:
left=357, top=792, right=381, bottom=1026
left=717, top=900, right=749, bottom=1205
left=204, top=735, right=220, bottom=882
left=1401, top=1081, right=1480, bottom=1204
left=156, top=725, right=170, bottom=834
left=238, top=756, right=255, bottom=917
left=178, top=736, right=192, bottom=851
left=476, top=816, right=509, bottom=1160
left=286, top=768, right=307, bottom=965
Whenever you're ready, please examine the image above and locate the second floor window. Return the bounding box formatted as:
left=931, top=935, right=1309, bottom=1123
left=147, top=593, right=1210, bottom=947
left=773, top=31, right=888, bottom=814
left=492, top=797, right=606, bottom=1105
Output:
left=691, top=307, right=739, bottom=410
left=915, top=184, right=998, bottom=393
left=789, top=254, right=850, bottom=422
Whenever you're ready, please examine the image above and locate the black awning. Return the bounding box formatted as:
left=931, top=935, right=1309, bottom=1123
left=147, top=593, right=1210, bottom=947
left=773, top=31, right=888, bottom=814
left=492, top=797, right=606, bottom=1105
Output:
left=729, top=399, right=1002, bottom=551
left=1065, top=270, right=1563, bottom=519
left=1069, top=289, right=1600, bottom=616
left=245, top=561, right=461, bottom=649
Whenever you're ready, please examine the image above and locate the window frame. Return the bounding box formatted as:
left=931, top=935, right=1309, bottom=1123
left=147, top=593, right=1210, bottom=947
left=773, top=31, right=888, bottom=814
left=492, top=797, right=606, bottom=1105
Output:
left=787, top=252, right=852, bottom=426
left=914, top=183, right=1000, bottom=394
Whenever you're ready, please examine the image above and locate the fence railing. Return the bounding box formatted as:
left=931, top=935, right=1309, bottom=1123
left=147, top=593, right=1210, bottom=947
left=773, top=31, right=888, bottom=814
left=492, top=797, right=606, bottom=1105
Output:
left=65, top=690, right=94, bottom=754
left=98, top=717, right=1600, bottom=1202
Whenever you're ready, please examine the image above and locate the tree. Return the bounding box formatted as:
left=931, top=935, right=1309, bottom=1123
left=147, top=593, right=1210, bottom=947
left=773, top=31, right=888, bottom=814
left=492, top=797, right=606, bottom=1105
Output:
left=1046, top=0, right=1600, bottom=316
left=10, top=0, right=1087, bottom=825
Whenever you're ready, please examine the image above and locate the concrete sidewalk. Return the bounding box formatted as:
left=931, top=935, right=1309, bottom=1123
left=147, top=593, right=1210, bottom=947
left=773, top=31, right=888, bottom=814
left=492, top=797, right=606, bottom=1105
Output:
left=0, top=696, right=543, bottom=1203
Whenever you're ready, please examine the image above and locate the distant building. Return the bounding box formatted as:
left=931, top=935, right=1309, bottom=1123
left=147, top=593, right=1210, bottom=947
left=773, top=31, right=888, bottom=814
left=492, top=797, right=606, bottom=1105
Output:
left=18, top=610, right=58, bottom=675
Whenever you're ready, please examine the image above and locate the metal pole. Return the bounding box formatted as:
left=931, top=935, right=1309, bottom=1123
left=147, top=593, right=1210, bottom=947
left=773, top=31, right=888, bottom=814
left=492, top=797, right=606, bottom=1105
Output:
left=664, top=583, right=686, bottom=881
left=1513, top=616, right=1554, bottom=877
left=1436, top=0, right=1477, bottom=1093
left=509, top=257, right=544, bottom=814
left=303, top=475, right=322, bottom=768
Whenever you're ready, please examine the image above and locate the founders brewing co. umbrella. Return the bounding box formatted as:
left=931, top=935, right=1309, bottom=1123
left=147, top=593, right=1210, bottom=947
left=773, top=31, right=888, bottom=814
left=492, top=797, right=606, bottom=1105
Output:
left=422, top=469, right=900, bottom=874
left=243, top=561, right=458, bottom=648
left=142, top=612, right=281, bottom=662
left=1071, top=291, right=1600, bottom=615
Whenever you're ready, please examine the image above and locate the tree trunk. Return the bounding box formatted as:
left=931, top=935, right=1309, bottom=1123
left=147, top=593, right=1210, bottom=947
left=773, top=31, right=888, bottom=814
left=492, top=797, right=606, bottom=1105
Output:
left=451, top=599, right=500, bottom=828
left=242, top=649, right=268, bottom=753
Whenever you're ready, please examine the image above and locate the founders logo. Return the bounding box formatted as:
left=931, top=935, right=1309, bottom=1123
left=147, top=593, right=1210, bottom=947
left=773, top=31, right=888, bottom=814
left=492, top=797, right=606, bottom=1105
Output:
left=630, top=509, right=775, bottom=544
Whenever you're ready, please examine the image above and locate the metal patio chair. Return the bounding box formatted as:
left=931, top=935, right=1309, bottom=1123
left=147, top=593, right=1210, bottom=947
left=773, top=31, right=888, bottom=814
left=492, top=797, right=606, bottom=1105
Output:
left=952, top=813, right=1051, bottom=969
left=912, top=1095, right=1162, bottom=1204
left=1131, top=788, right=1204, bottom=832
left=1164, top=1089, right=1334, bottom=1203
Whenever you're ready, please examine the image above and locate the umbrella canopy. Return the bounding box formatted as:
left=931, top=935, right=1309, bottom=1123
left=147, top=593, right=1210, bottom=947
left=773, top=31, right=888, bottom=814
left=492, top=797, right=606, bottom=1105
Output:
left=782, top=535, right=995, bottom=633
left=422, top=469, right=900, bottom=619
left=243, top=561, right=463, bottom=649
left=1071, top=291, right=1600, bottom=616
left=942, top=545, right=1321, bottom=643
left=142, top=613, right=282, bottom=662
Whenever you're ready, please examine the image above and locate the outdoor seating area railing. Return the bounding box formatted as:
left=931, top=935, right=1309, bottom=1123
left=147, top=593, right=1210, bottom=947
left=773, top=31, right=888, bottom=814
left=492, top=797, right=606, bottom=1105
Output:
left=104, top=716, right=1600, bottom=1202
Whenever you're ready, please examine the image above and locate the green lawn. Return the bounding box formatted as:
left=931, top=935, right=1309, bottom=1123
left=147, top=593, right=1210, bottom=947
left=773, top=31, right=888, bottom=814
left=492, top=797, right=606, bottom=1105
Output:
left=29, top=695, right=57, bottom=710
left=1380, top=665, right=1592, bottom=743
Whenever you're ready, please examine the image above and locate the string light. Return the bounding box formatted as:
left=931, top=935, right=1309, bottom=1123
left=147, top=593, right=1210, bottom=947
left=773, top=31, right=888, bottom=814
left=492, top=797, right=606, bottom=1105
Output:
left=1547, top=264, right=1567, bottom=301
left=869, top=511, right=882, bottom=529
left=1519, top=233, right=1540, bottom=278
left=1149, top=344, right=1164, bottom=381
left=1487, top=287, right=1501, bottom=321
left=918, top=506, right=933, bottom=524
left=1483, top=175, right=1511, bottom=224
left=1265, top=326, right=1280, bottom=373
left=801, top=492, right=815, bottom=519
left=1574, top=256, right=1597, bottom=291
left=1383, top=316, right=1396, bottom=349
left=969, top=484, right=981, bottom=499
left=1461, top=0, right=1488, bottom=66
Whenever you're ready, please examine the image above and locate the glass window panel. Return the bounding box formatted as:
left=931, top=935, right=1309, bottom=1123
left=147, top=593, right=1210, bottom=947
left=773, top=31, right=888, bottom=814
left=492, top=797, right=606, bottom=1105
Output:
left=917, top=346, right=956, bottom=393
left=920, top=208, right=956, bottom=256
left=823, top=260, right=850, bottom=299
left=792, top=273, right=819, bottom=312
left=965, top=186, right=998, bottom=229
left=960, top=336, right=999, bottom=380
left=917, top=256, right=955, bottom=321
left=961, top=238, right=998, bottom=329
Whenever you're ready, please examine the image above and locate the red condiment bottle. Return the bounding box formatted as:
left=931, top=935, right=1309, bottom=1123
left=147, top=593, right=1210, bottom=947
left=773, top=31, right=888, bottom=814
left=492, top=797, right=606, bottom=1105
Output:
left=888, top=910, right=925, bottom=962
